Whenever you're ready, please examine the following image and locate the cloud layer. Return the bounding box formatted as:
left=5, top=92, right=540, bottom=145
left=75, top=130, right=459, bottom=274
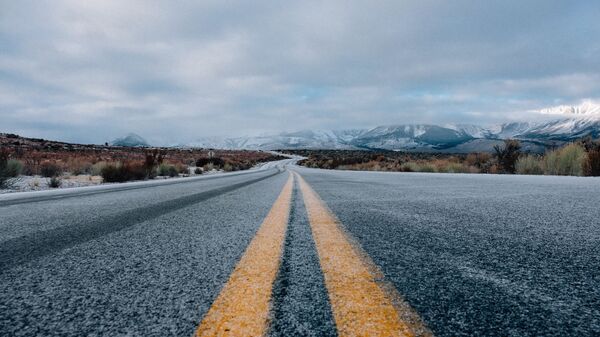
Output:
left=1, top=1, right=599, bottom=144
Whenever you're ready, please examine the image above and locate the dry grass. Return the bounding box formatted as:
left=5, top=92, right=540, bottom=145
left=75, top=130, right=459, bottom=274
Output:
left=542, top=143, right=587, bottom=176
left=515, top=155, right=544, bottom=175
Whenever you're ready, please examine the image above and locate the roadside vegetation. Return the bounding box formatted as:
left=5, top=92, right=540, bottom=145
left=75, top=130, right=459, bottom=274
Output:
left=515, top=139, right=600, bottom=176
left=0, top=133, right=286, bottom=191
left=1, top=149, right=20, bottom=188
left=286, top=137, right=600, bottom=177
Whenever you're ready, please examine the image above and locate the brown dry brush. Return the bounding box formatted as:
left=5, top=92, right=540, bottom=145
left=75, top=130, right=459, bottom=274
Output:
left=582, top=137, right=600, bottom=176
left=144, top=149, right=165, bottom=178
left=0, top=148, right=14, bottom=188
left=493, top=139, right=521, bottom=174
left=101, top=161, right=147, bottom=183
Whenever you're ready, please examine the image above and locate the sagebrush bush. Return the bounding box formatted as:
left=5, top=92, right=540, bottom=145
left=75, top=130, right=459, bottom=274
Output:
left=194, top=167, right=203, bottom=174
left=48, top=176, right=62, bottom=188
left=0, top=150, right=15, bottom=188
left=196, top=157, right=225, bottom=168
left=101, top=162, right=147, bottom=182
left=5, top=159, right=23, bottom=177
left=515, top=155, right=543, bottom=175
left=40, top=161, right=62, bottom=177
left=158, top=163, right=179, bottom=177
left=543, top=143, right=586, bottom=176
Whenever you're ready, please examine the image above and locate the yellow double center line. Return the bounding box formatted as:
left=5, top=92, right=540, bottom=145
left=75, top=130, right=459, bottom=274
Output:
left=195, top=174, right=294, bottom=336
left=196, top=171, right=432, bottom=336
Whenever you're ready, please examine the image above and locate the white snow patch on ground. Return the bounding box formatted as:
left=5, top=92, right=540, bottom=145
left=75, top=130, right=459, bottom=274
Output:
left=0, top=171, right=219, bottom=194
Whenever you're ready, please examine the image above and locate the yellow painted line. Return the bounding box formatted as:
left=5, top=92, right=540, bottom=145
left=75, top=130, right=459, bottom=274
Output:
left=195, top=173, right=294, bottom=337
left=294, top=172, right=433, bottom=337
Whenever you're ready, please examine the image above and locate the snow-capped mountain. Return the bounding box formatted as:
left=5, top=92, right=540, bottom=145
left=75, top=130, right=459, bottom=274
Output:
left=187, top=119, right=600, bottom=152
left=349, top=125, right=473, bottom=150
left=188, top=130, right=367, bottom=150
left=186, top=101, right=600, bottom=152
left=517, top=117, right=600, bottom=140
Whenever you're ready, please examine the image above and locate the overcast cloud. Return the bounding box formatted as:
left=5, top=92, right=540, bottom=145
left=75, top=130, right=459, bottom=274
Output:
left=1, top=1, right=599, bottom=144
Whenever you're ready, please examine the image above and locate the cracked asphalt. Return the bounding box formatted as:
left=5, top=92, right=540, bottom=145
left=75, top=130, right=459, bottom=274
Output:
left=1, top=163, right=599, bottom=336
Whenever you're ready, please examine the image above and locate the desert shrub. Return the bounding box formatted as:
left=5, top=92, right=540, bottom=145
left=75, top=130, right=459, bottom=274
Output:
left=203, top=163, right=215, bottom=172
left=194, top=167, right=203, bottom=174
left=585, top=149, right=600, bottom=176
left=100, top=164, right=121, bottom=182
left=101, top=162, right=147, bottom=182
left=581, top=138, right=600, bottom=176
left=158, top=163, right=179, bottom=177
left=157, top=164, right=168, bottom=176
left=465, top=153, right=491, bottom=168
left=515, top=155, right=543, bottom=175
left=542, top=143, right=586, bottom=176
left=401, top=162, right=436, bottom=173
left=175, top=163, right=189, bottom=174
left=465, top=152, right=492, bottom=172
left=65, top=158, right=92, bottom=175
left=442, top=162, right=470, bottom=173
left=223, top=163, right=233, bottom=172
left=167, top=166, right=178, bottom=177
left=90, top=161, right=108, bottom=176
left=48, top=176, right=62, bottom=188
left=232, top=160, right=252, bottom=171
left=0, top=150, right=15, bottom=188
left=144, top=149, right=164, bottom=178
left=22, top=162, right=36, bottom=175
left=126, top=162, right=147, bottom=180
left=196, top=157, right=225, bottom=168
left=493, top=139, right=521, bottom=174
left=5, top=159, right=23, bottom=177
left=40, top=161, right=63, bottom=177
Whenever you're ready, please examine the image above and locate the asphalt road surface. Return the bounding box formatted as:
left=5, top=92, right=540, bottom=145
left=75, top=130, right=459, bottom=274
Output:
left=1, top=162, right=599, bottom=336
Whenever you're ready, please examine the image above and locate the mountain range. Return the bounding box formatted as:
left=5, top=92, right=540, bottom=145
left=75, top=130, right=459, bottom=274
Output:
left=108, top=101, right=600, bottom=152
left=183, top=102, right=600, bottom=153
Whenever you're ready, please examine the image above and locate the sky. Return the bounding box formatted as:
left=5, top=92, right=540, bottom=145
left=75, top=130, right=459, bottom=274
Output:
left=1, top=1, right=599, bottom=145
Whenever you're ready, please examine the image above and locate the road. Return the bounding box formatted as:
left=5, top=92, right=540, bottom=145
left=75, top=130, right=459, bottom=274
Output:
left=1, top=162, right=599, bottom=336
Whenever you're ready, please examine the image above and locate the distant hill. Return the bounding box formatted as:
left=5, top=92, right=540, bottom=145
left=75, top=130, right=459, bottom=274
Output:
left=110, top=133, right=149, bottom=147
